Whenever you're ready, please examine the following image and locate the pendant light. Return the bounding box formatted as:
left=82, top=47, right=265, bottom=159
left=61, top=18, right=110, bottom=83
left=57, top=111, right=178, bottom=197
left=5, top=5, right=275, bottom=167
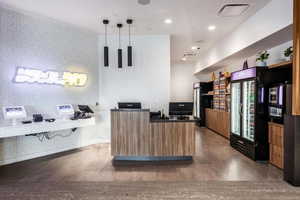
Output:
left=103, top=19, right=109, bottom=67
left=127, top=19, right=133, bottom=67
left=117, top=23, right=123, bottom=68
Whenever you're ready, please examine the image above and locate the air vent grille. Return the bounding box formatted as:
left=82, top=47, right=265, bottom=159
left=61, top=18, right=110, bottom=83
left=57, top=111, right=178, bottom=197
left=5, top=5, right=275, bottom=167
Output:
left=219, top=4, right=250, bottom=17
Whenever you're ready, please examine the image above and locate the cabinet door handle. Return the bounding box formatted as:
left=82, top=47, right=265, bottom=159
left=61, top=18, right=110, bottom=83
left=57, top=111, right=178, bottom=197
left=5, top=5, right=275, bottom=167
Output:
left=239, top=104, right=243, bottom=116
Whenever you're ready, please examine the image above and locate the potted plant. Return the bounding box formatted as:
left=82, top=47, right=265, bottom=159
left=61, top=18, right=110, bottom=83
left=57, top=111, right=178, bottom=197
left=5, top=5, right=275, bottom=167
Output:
left=284, top=46, right=293, bottom=61
left=256, top=51, right=270, bottom=66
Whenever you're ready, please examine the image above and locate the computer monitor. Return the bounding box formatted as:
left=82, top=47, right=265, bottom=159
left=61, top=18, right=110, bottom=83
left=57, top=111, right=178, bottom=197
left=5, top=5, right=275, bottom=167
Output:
left=3, top=106, right=27, bottom=121
left=169, top=102, right=194, bottom=116
left=118, top=102, right=141, bottom=109
left=78, top=105, right=94, bottom=113
left=57, top=104, right=74, bottom=117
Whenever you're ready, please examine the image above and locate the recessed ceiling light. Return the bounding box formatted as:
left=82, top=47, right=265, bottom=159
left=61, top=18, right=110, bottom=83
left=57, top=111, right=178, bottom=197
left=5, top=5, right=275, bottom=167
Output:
left=181, top=57, right=187, bottom=61
left=196, top=40, right=204, bottom=44
left=164, top=19, right=173, bottom=24
left=138, top=0, right=151, bottom=5
left=191, top=46, right=198, bottom=50
left=208, top=25, right=216, bottom=31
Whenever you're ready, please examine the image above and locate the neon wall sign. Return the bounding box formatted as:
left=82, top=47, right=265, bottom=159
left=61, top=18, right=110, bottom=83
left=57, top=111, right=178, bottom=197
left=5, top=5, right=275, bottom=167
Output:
left=14, top=67, right=88, bottom=87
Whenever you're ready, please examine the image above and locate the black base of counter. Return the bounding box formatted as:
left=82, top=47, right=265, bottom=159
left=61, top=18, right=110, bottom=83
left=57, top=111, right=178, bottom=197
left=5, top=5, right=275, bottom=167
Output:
left=112, top=156, right=193, bottom=166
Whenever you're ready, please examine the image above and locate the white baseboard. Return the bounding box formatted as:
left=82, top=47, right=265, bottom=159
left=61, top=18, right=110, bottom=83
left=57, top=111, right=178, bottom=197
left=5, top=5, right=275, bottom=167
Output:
left=0, top=139, right=110, bottom=166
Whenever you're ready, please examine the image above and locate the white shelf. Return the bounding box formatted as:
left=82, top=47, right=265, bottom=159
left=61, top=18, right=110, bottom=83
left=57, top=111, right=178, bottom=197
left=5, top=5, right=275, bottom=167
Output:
left=0, top=117, right=96, bottom=139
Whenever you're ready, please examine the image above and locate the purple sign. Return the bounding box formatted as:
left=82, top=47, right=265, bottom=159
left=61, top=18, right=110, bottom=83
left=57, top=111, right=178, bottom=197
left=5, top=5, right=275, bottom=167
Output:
left=231, top=67, right=257, bottom=81
left=194, top=82, right=200, bottom=88
left=260, top=87, right=265, bottom=103
left=279, top=85, right=283, bottom=106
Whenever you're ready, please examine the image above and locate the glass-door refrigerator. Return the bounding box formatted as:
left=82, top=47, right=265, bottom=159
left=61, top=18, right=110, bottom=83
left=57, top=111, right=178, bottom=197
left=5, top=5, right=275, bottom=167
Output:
left=230, top=67, right=269, bottom=161
left=193, top=82, right=213, bottom=126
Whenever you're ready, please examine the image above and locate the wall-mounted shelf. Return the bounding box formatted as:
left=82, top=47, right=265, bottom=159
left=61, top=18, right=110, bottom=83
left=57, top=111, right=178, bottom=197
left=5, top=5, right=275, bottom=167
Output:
left=268, top=61, right=293, bottom=69
left=0, top=117, right=96, bottom=138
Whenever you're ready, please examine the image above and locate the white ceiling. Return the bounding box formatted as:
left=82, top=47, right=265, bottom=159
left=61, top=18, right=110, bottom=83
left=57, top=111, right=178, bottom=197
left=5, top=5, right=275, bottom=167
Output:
left=0, top=0, right=271, bottom=64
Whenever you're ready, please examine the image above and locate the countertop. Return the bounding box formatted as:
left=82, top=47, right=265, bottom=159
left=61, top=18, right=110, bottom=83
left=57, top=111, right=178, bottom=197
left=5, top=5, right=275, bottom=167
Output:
left=111, top=109, right=150, bottom=112
left=150, top=118, right=197, bottom=123
left=111, top=109, right=197, bottom=123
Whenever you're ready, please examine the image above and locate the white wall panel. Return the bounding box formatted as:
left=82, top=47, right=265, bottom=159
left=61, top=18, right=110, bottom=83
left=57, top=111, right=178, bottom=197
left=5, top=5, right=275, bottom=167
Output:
left=0, top=6, right=102, bottom=165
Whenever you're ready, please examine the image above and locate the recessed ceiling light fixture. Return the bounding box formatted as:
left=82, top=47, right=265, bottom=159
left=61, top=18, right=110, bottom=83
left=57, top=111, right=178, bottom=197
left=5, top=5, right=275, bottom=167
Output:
left=181, top=57, right=187, bottom=61
left=191, top=46, right=198, bottom=50
left=164, top=18, right=173, bottom=24
left=138, top=0, right=151, bottom=5
left=208, top=25, right=216, bottom=31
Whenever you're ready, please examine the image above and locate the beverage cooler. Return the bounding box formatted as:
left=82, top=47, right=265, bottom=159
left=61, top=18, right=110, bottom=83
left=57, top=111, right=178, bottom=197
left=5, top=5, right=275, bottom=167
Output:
left=230, top=67, right=269, bottom=161
left=193, top=82, right=213, bottom=126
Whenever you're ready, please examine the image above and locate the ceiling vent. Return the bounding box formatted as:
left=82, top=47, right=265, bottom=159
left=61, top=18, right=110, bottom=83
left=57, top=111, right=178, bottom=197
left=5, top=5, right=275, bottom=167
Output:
left=218, top=4, right=250, bottom=17
left=184, top=52, right=198, bottom=57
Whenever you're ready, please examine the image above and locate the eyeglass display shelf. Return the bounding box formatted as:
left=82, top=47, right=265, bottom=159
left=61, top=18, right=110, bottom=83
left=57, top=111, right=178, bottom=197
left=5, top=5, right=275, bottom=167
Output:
left=0, top=117, right=96, bottom=139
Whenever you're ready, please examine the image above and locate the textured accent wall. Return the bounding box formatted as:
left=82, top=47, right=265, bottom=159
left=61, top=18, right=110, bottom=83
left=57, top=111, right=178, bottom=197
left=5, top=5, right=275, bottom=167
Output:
left=0, top=6, right=102, bottom=165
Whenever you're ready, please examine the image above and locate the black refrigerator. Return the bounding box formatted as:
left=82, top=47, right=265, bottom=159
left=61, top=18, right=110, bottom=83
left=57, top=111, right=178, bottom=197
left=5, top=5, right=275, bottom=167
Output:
left=193, top=82, right=213, bottom=126
left=230, top=67, right=269, bottom=161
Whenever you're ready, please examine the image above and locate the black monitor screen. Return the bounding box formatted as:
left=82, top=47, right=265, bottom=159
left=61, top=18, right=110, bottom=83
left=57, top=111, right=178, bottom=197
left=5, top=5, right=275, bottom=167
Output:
left=118, top=102, right=141, bottom=109
left=169, top=102, right=193, bottom=116
left=78, top=105, right=94, bottom=113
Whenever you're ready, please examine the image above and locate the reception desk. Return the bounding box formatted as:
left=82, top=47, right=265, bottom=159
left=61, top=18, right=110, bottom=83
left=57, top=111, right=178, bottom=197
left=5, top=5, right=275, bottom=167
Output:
left=111, top=109, right=196, bottom=162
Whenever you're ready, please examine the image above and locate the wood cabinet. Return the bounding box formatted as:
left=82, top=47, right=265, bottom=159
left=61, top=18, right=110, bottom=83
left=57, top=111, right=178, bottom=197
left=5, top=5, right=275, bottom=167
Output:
left=293, top=0, right=300, bottom=115
left=150, top=122, right=195, bottom=156
left=205, top=108, right=230, bottom=139
left=111, top=110, right=196, bottom=157
left=268, top=122, right=284, bottom=169
left=111, top=110, right=150, bottom=156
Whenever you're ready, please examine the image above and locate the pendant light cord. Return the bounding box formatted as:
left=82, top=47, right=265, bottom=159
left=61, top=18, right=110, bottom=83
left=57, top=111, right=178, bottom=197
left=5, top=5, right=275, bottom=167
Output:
left=119, top=27, right=121, bottom=49
left=105, top=24, right=108, bottom=46
left=129, top=24, right=131, bottom=46
left=105, top=25, right=107, bottom=46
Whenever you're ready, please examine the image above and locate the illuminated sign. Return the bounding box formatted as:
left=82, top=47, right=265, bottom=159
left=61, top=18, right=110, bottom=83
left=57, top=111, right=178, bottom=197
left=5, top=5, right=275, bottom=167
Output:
left=14, top=67, right=88, bottom=87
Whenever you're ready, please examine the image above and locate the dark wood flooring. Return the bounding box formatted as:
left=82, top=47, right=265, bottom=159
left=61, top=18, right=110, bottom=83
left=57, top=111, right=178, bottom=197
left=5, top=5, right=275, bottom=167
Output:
left=0, top=127, right=282, bottom=182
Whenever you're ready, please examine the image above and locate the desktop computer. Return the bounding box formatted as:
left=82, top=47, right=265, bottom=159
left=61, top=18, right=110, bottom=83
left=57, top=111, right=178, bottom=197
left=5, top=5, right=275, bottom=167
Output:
left=169, top=102, right=193, bottom=120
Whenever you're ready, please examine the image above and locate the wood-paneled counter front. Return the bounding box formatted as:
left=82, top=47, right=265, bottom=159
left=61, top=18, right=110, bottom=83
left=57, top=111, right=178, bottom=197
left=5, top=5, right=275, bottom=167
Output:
left=205, top=108, right=230, bottom=139
left=111, top=109, right=196, bottom=159
left=268, top=122, right=284, bottom=169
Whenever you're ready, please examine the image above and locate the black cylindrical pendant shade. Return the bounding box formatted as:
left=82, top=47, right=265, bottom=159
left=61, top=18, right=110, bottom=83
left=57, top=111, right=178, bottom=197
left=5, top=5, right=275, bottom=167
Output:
left=104, top=46, right=109, bottom=67
left=128, top=46, right=132, bottom=67
left=118, top=49, right=122, bottom=68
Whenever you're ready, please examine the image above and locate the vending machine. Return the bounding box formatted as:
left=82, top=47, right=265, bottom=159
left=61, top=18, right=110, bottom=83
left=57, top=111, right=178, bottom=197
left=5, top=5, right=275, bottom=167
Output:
left=230, top=67, right=269, bottom=161
left=268, top=83, right=288, bottom=124
left=193, top=82, right=213, bottom=126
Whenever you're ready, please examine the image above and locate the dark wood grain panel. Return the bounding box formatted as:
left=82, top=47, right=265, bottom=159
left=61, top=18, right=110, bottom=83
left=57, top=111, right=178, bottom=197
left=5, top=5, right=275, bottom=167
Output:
left=205, top=108, right=230, bottom=139
left=150, top=122, right=195, bottom=156
left=111, top=110, right=150, bottom=156
left=269, top=122, right=284, bottom=169
left=111, top=110, right=195, bottom=157
left=293, top=0, right=300, bottom=115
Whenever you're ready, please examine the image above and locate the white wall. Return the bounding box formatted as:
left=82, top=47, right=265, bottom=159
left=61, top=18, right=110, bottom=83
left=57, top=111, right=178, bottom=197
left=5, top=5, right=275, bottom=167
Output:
left=196, top=40, right=293, bottom=82
left=171, top=63, right=199, bottom=102
left=98, top=35, right=171, bottom=141
left=0, top=6, right=102, bottom=165
left=195, top=0, right=293, bottom=73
